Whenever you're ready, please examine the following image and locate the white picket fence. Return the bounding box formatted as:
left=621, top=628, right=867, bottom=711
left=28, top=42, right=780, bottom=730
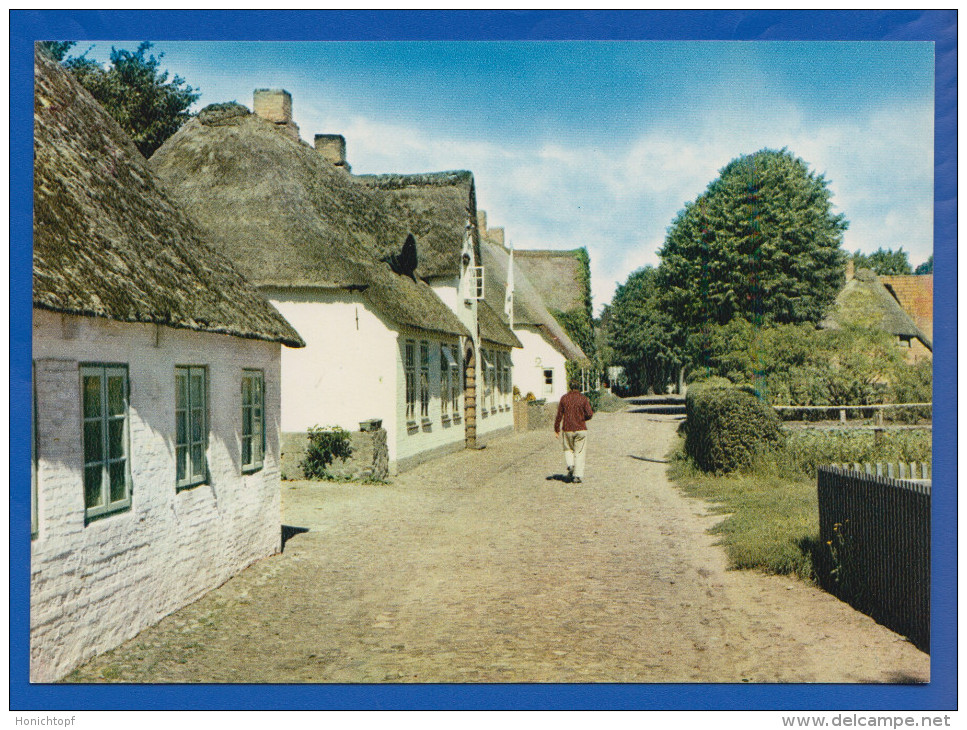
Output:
left=829, top=461, right=931, bottom=482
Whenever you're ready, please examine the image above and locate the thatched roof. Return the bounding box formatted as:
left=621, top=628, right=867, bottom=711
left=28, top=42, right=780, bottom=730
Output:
left=358, top=171, right=479, bottom=280
left=820, top=268, right=932, bottom=350
left=360, top=170, right=520, bottom=349
left=150, top=104, right=470, bottom=340
left=477, top=299, right=522, bottom=350
left=480, top=239, right=588, bottom=363
left=514, top=249, right=588, bottom=314
left=880, top=274, right=933, bottom=341
left=32, top=48, right=304, bottom=348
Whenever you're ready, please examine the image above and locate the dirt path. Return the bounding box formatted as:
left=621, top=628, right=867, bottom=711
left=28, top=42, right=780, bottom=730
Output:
left=67, top=411, right=929, bottom=683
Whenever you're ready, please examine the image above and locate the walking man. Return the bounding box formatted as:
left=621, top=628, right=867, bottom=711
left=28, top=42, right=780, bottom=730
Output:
left=554, top=379, right=594, bottom=483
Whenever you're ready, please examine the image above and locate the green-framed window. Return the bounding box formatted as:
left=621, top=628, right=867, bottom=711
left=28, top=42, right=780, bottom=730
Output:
left=419, top=341, right=430, bottom=420
left=241, top=370, right=265, bottom=472
left=175, top=366, right=208, bottom=489
left=81, top=364, right=131, bottom=520
left=404, top=340, right=416, bottom=423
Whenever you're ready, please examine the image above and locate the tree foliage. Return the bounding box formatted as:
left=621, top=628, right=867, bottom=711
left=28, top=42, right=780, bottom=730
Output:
left=689, top=319, right=912, bottom=408
left=914, top=255, right=934, bottom=275
left=54, top=41, right=200, bottom=158
left=658, top=148, right=848, bottom=330
left=852, top=247, right=913, bottom=276
left=605, top=266, right=683, bottom=394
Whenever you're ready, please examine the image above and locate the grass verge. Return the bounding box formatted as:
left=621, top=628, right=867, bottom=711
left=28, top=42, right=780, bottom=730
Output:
left=667, top=427, right=932, bottom=581
left=669, top=442, right=818, bottom=580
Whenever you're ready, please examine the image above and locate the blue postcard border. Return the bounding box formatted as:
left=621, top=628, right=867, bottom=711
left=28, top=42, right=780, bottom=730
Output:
left=9, top=9, right=957, bottom=711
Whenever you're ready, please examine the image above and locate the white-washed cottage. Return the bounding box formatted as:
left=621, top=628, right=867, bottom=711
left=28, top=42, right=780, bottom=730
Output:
left=359, top=172, right=521, bottom=444
left=478, top=223, right=588, bottom=402
left=31, top=49, right=305, bottom=682
left=150, top=92, right=509, bottom=473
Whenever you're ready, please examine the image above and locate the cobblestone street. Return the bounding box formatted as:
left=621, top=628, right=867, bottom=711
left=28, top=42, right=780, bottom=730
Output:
left=67, top=411, right=929, bottom=683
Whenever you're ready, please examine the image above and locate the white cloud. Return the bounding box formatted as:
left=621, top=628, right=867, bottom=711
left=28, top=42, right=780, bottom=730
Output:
left=297, top=95, right=933, bottom=314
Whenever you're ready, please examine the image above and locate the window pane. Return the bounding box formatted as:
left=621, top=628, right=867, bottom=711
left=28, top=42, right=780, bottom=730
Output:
left=242, top=405, right=252, bottom=438
left=190, top=372, right=204, bottom=405
left=175, top=371, right=187, bottom=409
left=242, top=377, right=252, bottom=407
left=191, top=444, right=205, bottom=478
left=109, top=461, right=126, bottom=503
left=176, top=409, right=188, bottom=446
left=83, top=375, right=102, bottom=418
left=107, top=375, right=125, bottom=416
left=176, top=445, right=187, bottom=482
left=242, top=436, right=251, bottom=467
left=84, top=465, right=103, bottom=508
left=108, top=418, right=124, bottom=459
left=84, top=420, right=103, bottom=464
left=191, top=408, right=203, bottom=441
left=253, top=376, right=263, bottom=407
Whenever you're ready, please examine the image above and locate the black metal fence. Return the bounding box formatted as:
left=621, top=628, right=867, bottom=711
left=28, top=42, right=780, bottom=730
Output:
left=816, top=466, right=930, bottom=652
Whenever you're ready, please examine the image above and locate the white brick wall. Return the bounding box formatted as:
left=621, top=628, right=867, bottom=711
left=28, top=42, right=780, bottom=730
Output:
left=31, top=310, right=283, bottom=682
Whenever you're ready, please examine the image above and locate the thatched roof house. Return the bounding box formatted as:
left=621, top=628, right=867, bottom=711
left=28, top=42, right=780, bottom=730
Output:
left=33, top=51, right=303, bottom=349
left=480, top=239, right=587, bottom=364
left=150, top=103, right=470, bottom=341
left=820, top=268, right=932, bottom=351
left=31, top=47, right=299, bottom=683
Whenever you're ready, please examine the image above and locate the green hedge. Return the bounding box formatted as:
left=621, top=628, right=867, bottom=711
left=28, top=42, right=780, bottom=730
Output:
left=684, top=380, right=785, bottom=473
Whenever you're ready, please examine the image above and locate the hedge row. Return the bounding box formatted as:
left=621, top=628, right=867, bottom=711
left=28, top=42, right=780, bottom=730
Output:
left=684, top=379, right=785, bottom=473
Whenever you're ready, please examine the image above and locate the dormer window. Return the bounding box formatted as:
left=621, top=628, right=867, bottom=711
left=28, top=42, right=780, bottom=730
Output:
left=465, top=266, right=485, bottom=300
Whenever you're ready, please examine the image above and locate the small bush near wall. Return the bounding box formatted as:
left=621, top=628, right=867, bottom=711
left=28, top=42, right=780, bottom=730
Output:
left=301, top=426, right=354, bottom=479
left=684, top=380, right=785, bottom=473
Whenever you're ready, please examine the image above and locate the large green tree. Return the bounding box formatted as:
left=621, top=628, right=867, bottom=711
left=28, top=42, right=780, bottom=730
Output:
left=606, top=266, right=683, bottom=394
left=852, top=247, right=913, bottom=275
left=914, top=255, right=934, bottom=275
left=657, top=148, right=848, bottom=331
left=45, top=41, right=200, bottom=158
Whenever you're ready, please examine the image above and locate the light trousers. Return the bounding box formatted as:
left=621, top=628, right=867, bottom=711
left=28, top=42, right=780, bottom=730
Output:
left=562, top=430, right=588, bottom=478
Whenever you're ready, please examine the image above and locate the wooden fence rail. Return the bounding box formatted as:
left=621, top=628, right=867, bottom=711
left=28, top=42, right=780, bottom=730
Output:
left=774, top=403, right=932, bottom=424
left=816, top=466, right=930, bottom=651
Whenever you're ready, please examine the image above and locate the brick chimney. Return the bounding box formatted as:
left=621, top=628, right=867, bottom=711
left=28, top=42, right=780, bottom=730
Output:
left=314, top=134, right=351, bottom=172
left=253, top=89, right=300, bottom=142
left=477, top=210, right=488, bottom=239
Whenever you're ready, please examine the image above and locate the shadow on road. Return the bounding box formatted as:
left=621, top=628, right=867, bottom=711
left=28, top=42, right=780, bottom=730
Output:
left=281, top=524, right=309, bottom=552
left=629, top=455, right=669, bottom=464
left=545, top=474, right=572, bottom=483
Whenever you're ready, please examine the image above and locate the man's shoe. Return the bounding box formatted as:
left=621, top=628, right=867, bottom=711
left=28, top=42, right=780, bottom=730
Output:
left=573, top=477, right=582, bottom=484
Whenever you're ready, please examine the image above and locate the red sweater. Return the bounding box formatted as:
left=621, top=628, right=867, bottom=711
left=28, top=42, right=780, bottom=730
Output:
left=554, top=390, right=594, bottom=433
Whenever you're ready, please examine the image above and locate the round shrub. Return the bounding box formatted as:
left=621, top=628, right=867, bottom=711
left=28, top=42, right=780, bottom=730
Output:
left=684, top=381, right=785, bottom=473
left=300, top=425, right=354, bottom=479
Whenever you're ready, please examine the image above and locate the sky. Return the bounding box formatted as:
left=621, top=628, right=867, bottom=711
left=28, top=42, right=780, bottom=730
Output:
left=82, top=40, right=935, bottom=314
